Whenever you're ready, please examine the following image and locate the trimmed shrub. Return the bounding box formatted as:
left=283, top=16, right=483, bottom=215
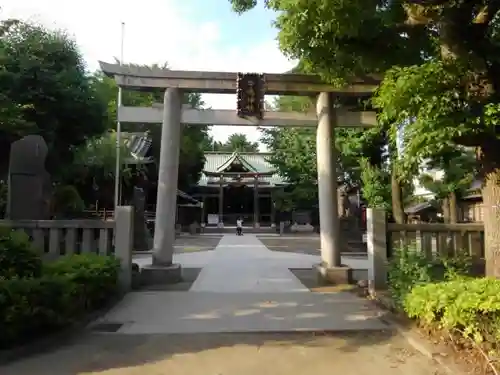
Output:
left=404, top=277, right=500, bottom=345
left=0, top=254, right=120, bottom=349
left=387, top=244, right=473, bottom=308
left=44, top=254, right=120, bottom=309
left=0, top=275, right=78, bottom=347
left=0, top=227, right=42, bottom=279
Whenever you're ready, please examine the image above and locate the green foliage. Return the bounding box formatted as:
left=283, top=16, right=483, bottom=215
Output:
left=51, top=185, right=85, bottom=218
left=44, top=254, right=120, bottom=309
left=0, top=253, right=120, bottom=348
left=387, top=244, right=473, bottom=308
left=0, top=20, right=108, bottom=179
left=387, top=245, right=433, bottom=308
left=260, top=95, right=391, bottom=209
left=0, top=228, right=41, bottom=279
left=229, top=0, right=433, bottom=81
left=405, top=278, right=500, bottom=344
left=73, top=131, right=135, bottom=180
left=359, top=158, right=391, bottom=210
left=418, top=147, right=476, bottom=203
left=0, top=275, right=77, bottom=346
left=373, top=62, right=477, bottom=176
left=205, top=133, right=260, bottom=152
left=74, top=73, right=210, bottom=192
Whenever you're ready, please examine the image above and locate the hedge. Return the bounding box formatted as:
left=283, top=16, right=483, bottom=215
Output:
left=0, top=228, right=42, bottom=279
left=404, top=277, right=500, bottom=345
left=387, top=244, right=500, bottom=351
left=0, top=230, right=120, bottom=349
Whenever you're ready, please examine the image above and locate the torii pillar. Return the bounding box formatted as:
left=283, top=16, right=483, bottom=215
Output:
left=141, top=88, right=183, bottom=284
left=314, top=92, right=352, bottom=284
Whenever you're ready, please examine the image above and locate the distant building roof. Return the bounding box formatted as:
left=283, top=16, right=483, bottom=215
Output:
left=197, top=151, right=286, bottom=187
left=405, top=201, right=438, bottom=215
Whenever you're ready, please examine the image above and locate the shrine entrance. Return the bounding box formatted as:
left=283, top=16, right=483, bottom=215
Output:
left=100, top=61, right=378, bottom=284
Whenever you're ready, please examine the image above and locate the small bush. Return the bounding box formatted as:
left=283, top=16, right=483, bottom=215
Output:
left=0, top=227, right=42, bottom=279
left=387, top=244, right=433, bottom=308
left=51, top=185, right=84, bottom=218
left=0, top=275, right=78, bottom=347
left=44, top=254, right=120, bottom=309
left=387, top=244, right=474, bottom=308
left=405, top=277, right=500, bottom=345
left=0, top=254, right=120, bottom=348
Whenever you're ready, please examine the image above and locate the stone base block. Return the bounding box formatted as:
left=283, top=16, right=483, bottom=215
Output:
left=140, top=263, right=182, bottom=286
left=254, top=222, right=260, bottom=229
left=314, top=263, right=353, bottom=285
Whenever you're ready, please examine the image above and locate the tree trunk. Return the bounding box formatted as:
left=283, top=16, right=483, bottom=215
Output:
left=391, top=167, right=406, bottom=224
left=449, top=191, right=458, bottom=223
left=479, top=143, right=500, bottom=278
left=442, top=196, right=450, bottom=224
left=441, top=195, right=453, bottom=256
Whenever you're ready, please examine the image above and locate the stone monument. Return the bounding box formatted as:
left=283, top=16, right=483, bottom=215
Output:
left=6, top=135, right=51, bottom=220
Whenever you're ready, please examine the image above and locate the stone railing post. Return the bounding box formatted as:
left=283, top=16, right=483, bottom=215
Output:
left=114, top=206, right=134, bottom=291
left=366, top=208, right=388, bottom=295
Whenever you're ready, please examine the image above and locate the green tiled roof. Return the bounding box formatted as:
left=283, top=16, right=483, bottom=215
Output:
left=198, top=152, right=286, bottom=187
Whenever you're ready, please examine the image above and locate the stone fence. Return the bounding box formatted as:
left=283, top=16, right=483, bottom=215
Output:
left=0, top=206, right=134, bottom=290
left=366, top=208, right=484, bottom=295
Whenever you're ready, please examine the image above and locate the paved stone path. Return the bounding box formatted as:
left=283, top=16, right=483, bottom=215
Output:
left=190, top=234, right=311, bottom=292
left=102, top=234, right=385, bottom=333
left=0, top=234, right=446, bottom=374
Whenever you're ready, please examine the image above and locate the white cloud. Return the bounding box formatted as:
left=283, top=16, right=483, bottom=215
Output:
left=1, top=0, right=295, bottom=148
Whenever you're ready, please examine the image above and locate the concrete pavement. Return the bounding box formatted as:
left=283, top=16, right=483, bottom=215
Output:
left=0, top=234, right=447, bottom=375
left=97, top=234, right=386, bottom=334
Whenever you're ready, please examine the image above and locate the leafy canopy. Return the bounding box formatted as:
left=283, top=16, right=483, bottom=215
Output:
left=204, top=133, right=260, bottom=152
left=0, top=20, right=108, bottom=178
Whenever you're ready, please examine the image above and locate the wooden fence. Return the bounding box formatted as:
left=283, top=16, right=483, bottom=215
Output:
left=366, top=208, right=485, bottom=294
left=0, top=206, right=134, bottom=290
left=387, top=222, right=484, bottom=259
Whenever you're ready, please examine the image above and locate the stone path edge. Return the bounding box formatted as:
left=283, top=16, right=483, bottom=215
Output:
left=0, top=292, right=126, bottom=366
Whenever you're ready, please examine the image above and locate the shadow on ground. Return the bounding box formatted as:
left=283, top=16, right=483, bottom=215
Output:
left=0, top=324, right=440, bottom=375
left=133, top=267, right=201, bottom=291
left=259, top=237, right=367, bottom=255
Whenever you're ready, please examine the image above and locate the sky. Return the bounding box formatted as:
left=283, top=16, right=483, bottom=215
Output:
left=0, top=0, right=296, bottom=148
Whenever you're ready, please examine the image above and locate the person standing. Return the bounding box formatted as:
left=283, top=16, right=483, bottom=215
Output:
left=236, top=217, right=243, bottom=235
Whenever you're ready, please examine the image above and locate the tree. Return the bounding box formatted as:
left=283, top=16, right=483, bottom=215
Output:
left=228, top=1, right=500, bottom=276
left=91, top=73, right=210, bottom=192
left=260, top=94, right=393, bottom=212
left=418, top=147, right=476, bottom=223
left=205, top=133, right=260, bottom=152
left=371, top=4, right=500, bottom=276
left=260, top=95, right=389, bottom=211
left=0, top=20, right=109, bottom=179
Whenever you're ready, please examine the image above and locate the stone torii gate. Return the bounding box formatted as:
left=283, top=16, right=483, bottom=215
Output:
left=99, top=62, right=378, bottom=285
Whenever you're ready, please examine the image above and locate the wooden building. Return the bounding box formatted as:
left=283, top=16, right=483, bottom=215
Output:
left=188, top=151, right=287, bottom=227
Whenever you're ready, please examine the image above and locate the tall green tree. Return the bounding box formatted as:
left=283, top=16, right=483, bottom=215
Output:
left=204, top=133, right=260, bottom=152
left=372, top=3, right=500, bottom=276
left=90, top=73, right=210, bottom=191
left=261, top=95, right=390, bottom=211
left=418, top=147, right=476, bottom=223
left=0, top=20, right=108, bottom=179
left=228, top=1, right=500, bottom=277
